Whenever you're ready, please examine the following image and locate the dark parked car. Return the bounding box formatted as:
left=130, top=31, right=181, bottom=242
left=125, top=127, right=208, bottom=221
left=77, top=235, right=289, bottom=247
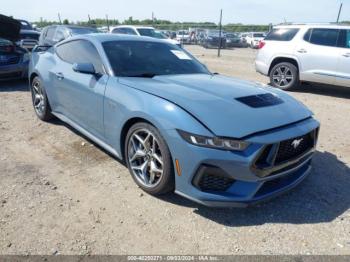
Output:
left=39, top=25, right=99, bottom=46
left=0, top=14, right=30, bottom=81
left=225, top=32, right=247, bottom=48
left=200, top=30, right=226, bottom=49
left=17, top=19, right=40, bottom=51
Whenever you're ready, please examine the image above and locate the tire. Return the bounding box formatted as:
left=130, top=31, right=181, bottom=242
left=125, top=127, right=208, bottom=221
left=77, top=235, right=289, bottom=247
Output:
left=30, top=76, right=54, bottom=121
left=124, top=122, right=175, bottom=195
left=269, top=62, right=300, bottom=91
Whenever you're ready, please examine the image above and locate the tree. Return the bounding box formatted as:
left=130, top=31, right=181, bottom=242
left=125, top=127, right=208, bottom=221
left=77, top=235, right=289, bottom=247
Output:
left=63, top=19, right=69, bottom=25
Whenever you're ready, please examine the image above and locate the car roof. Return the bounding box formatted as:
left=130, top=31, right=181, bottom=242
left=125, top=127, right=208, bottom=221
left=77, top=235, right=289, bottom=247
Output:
left=274, top=23, right=350, bottom=29
left=114, top=25, right=155, bottom=29
left=63, top=33, right=166, bottom=44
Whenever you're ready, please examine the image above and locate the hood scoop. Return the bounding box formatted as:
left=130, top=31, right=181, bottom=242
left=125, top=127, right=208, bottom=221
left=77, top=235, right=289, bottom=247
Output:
left=235, top=93, right=284, bottom=108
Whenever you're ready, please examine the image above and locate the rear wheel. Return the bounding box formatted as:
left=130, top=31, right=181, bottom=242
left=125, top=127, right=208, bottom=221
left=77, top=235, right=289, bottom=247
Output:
left=269, top=62, right=299, bottom=91
left=125, top=122, right=174, bottom=195
left=30, top=76, right=54, bottom=121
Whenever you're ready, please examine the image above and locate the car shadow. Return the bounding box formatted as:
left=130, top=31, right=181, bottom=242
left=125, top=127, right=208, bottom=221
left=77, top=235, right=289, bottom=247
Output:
left=0, top=79, right=29, bottom=92
left=158, top=151, right=350, bottom=226
left=49, top=118, right=126, bottom=166
left=291, top=83, right=350, bottom=99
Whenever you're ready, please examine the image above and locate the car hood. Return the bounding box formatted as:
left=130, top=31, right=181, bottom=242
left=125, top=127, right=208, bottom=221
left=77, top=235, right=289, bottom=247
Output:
left=119, top=74, right=312, bottom=138
left=0, top=14, right=21, bottom=42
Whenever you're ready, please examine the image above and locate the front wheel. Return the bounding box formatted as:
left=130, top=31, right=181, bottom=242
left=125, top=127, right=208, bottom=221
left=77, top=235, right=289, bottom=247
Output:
left=125, top=122, right=175, bottom=195
left=269, top=62, right=300, bottom=91
left=30, top=76, right=54, bottom=121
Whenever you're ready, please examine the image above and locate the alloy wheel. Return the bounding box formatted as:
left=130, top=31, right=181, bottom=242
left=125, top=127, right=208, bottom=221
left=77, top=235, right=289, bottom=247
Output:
left=32, top=80, right=45, bottom=115
left=127, top=128, right=164, bottom=188
left=272, top=65, right=294, bottom=88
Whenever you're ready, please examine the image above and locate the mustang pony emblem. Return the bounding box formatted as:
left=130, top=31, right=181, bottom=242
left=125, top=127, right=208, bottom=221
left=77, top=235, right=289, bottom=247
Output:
left=291, top=138, right=303, bottom=149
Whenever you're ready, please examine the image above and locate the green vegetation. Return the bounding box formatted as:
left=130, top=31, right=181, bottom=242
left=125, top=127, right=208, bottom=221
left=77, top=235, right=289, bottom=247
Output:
left=33, top=17, right=269, bottom=32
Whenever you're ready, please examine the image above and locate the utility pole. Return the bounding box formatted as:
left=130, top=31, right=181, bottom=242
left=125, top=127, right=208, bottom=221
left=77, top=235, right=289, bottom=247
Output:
left=336, top=3, right=343, bottom=23
left=58, top=13, right=62, bottom=24
left=152, top=12, right=154, bottom=26
left=218, top=9, right=223, bottom=57
left=88, top=14, right=91, bottom=24
left=106, top=14, right=110, bottom=31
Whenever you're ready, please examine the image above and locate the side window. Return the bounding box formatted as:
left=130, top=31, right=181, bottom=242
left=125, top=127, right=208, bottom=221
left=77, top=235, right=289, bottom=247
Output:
left=113, top=28, right=126, bottom=35
left=56, top=40, right=105, bottom=74
left=308, top=28, right=339, bottom=47
left=53, top=28, right=66, bottom=42
left=265, top=28, right=299, bottom=41
left=46, top=27, right=57, bottom=41
left=125, top=28, right=137, bottom=35
left=337, top=30, right=350, bottom=48
left=112, top=28, right=125, bottom=34
left=303, top=29, right=311, bottom=42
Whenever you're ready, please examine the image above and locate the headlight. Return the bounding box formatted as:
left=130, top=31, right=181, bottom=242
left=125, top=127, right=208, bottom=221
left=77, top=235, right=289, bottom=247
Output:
left=177, top=130, right=250, bottom=151
left=22, top=53, right=30, bottom=63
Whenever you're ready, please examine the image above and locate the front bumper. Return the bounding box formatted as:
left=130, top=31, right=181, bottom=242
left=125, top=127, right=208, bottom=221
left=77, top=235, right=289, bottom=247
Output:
left=165, top=117, right=320, bottom=207
left=0, top=61, right=28, bottom=81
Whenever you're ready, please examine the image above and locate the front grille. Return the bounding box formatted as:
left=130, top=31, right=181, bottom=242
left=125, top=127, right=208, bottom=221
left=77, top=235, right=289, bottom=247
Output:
left=275, top=132, right=314, bottom=164
left=193, top=165, right=235, bottom=192
left=252, top=129, right=317, bottom=178
left=0, top=56, right=20, bottom=65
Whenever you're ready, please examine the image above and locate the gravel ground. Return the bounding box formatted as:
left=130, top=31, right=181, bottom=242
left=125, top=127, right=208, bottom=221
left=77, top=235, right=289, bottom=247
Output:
left=0, top=45, right=349, bottom=255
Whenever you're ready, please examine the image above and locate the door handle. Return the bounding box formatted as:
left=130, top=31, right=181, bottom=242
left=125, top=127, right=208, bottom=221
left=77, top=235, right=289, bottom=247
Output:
left=55, top=72, right=64, bottom=80
left=297, top=49, right=307, bottom=53
left=342, top=53, right=350, bottom=58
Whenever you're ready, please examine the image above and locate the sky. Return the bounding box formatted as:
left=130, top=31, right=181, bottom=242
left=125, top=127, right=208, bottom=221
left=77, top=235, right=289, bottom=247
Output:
left=2, top=0, right=349, bottom=24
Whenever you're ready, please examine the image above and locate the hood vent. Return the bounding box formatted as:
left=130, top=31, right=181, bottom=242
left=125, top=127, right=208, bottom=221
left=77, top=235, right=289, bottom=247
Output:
left=235, top=93, right=284, bottom=108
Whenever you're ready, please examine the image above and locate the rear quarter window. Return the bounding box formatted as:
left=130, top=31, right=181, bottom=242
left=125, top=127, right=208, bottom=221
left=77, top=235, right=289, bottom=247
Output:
left=265, top=28, right=299, bottom=41
left=304, top=28, right=339, bottom=47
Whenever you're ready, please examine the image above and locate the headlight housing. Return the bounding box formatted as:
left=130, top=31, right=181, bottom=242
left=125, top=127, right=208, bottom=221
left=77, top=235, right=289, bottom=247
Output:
left=22, top=53, right=30, bottom=63
left=177, top=130, right=250, bottom=151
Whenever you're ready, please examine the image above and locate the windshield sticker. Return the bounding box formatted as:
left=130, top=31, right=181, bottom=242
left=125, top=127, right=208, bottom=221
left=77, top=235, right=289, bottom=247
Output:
left=171, top=50, right=192, bottom=60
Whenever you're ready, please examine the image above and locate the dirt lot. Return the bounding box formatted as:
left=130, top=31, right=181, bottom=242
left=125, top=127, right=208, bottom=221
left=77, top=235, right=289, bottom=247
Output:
left=0, top=45, right=349, bottom=255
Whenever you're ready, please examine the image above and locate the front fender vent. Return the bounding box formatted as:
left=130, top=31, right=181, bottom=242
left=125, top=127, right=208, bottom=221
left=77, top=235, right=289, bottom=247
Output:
left=236, top=93, right=284, bottom=108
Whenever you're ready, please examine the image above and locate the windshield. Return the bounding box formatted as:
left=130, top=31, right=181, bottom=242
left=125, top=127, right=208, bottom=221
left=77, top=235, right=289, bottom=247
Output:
left=103, top=40, right=210, bottom=77
left=154, top=31, right=167, bottom=39
left=226, top=33, right=239, bottom=38
left=253, top=33, right=265, bottom=37
left=137, top=28, right=156, bottom=37
left=0, top=38, right=12, bottom=46
left=70, top=27, right=99, bottom=35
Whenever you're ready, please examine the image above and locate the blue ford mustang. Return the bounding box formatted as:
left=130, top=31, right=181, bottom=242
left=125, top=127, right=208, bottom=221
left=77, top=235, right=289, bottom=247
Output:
left=29, top=34, right=320, bottom=207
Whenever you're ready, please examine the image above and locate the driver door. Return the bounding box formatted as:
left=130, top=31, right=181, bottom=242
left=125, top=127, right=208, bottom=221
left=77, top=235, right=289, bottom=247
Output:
left=52, top=40, right=108, bottom=139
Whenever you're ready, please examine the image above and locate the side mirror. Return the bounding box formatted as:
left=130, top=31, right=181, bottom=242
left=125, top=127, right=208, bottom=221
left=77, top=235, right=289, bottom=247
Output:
left=73, top=63, right=96, bottom=75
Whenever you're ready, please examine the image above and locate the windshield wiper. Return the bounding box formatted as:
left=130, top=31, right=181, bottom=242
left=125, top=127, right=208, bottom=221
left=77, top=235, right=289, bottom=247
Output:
left=126, top=73, right=157, bottom=78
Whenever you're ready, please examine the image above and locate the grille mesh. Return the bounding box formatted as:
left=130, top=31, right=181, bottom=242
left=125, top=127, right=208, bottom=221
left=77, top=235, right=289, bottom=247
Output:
left=198, top=173, right=235, bottom=192
left=275, top=132, right=314, bottom=164
left=0, top=55, right=20, bottom=65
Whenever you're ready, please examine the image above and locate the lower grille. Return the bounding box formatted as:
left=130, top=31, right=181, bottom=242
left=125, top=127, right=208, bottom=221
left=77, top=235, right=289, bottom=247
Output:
left=193, top=165, right=235, bottom=192
left=0, top=71, right=22, bottom=79
left=0, top=56, right=20, bottom=65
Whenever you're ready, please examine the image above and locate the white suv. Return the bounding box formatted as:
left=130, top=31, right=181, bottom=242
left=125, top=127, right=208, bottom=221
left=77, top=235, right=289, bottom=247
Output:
left=245, top=32, right=266, bottom=48
left=255, top=24, right=350, bottom=90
